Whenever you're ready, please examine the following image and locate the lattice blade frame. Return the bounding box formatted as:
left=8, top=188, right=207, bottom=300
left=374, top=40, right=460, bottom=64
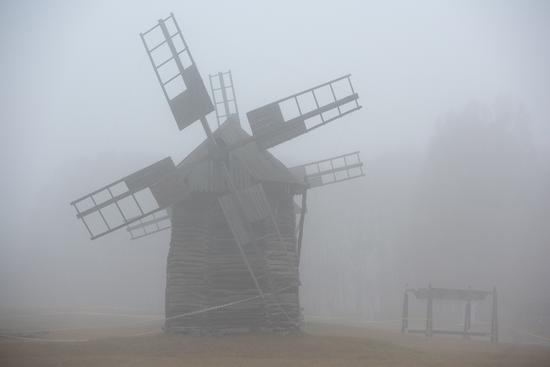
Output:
left=126, top=209, right=172, bottom=240
left=209, top=70, right=240, bottom=127
left=247, top=75, right=361, bottom=149
left=70, top=158, right=183, bottom=239
left=290, top=151, right=365, bottom=188
left=140, top=13, right=214, bottom=130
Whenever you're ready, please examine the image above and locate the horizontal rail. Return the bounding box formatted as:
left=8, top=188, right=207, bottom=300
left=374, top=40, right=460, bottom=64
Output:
left=148, top=33, right=180, bottom=54
left=155, top=55, right=175, bottom=69
left=279, top=93, right=358, bottom=126
left=407, top=329, right=491, bottom=337
left=155, top=49, right=187, bottom=70
left=141, top=14, right=174, bottom=36
left=306, top=105, right=362, bottom=132
left=162, top=72, right=181, bottom=86
left=215, top=99, right=235, bottom=105
left=211, top=86, right=232, bottom=92
left=208, top=71, right=231, bottom=78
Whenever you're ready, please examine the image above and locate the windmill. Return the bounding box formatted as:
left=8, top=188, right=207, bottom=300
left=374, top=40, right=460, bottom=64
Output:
left=70, top=13, right=365, bottom=334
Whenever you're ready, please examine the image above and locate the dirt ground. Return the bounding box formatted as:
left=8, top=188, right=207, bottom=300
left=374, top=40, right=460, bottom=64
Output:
left=1, top=323, right=549, bottom=367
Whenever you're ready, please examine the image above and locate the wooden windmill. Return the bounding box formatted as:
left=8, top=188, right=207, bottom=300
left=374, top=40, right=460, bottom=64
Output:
left=70, top=13, right=365, bottom=334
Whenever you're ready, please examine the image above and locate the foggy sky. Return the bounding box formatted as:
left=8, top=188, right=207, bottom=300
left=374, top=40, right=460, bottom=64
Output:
left=1, top=0, right=549, bottom=321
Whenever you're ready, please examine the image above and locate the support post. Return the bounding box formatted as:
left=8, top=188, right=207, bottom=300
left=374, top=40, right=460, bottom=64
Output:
left=491, top=286, right=498, bottom=343
left=297, top=190, right=308, bottom=262
left=401, top=289, right=409, bottom=333
left=463, top=298, right=471, bottom=339
left=426, top=283, right=433, bottom=337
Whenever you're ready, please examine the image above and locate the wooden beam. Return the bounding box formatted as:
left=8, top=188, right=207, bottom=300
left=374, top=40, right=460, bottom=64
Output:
left=426, top=284, right=433, bottom=337
left=297, top=190, right=308, bottom=262
left=401, top=290, right=409, bottom=333
left=463, top=298, right=471, bottom=339
left=491, top=286, right=499, bottom=343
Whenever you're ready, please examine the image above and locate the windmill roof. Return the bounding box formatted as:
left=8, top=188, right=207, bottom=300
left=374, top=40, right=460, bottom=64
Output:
left=176, top=117, right=305, bottom=193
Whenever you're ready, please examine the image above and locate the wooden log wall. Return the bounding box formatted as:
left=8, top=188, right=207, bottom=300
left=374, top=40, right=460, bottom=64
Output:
left=165, top=184, right=301, bottom=334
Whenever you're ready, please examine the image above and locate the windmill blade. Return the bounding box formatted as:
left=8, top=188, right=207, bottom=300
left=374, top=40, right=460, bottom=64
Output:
left=70, top=158, right=186, bottom=240
left=247, top=75, right=361, bottom=149
left=290, top=151, right=365, bottom=189
left=140, top=13, right=214, bottom=131
left=126, top=209, right=171, bottom=240
left=209, top=70, right=240, bottom=127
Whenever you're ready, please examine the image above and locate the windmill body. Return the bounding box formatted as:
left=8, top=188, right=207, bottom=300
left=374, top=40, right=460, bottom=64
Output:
left=165, top=117, right=303, bottom=332
left=70, top=13, right=365, bottom=334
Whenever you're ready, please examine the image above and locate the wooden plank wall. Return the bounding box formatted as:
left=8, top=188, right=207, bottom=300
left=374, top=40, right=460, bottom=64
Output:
left=165, top=186, right=301, bottom=334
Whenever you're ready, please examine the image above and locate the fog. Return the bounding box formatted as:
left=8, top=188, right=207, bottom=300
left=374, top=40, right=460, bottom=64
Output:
left=1, top=0, right=549, bottom=344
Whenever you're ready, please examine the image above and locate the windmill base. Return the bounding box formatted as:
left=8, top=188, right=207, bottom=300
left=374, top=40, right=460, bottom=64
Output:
left=164, top=186, right=301, bottom=333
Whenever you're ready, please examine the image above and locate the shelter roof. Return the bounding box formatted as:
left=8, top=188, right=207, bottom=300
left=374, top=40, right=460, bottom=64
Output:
left=408, top=287, right=491, bottom=301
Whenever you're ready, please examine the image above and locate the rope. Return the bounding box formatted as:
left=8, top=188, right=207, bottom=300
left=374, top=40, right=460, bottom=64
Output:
left=0, top=283, right=298, bottom=343
left=0, top=335, right=90, bottom=343
left=4, top=311, right=161, bottom=320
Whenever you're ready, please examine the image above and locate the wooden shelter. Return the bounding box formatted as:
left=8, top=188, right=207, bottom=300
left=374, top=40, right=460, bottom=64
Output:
left=401, top=285, right=498, bottom=342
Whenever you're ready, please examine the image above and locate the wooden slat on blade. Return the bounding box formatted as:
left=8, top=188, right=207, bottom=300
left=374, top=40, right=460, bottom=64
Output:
left=247, top=74, right=361, bottom=149
left=412, top=288, right=490, bottom=301
left=126, top=211, right=170, bottom=232
left=71, top=157, right=175, bottom=206
left=141, top=14, right=214, bottom=131
left=71, top=157, right=175, bottom=218
left=257, top=120, right=307, bottom=150
left=74, top=157, right=176, bottom=218
left=254, top=95, right=358, bottom=149
left=127, top=210, right=171, bottom=240
left=290, top=151, right=364, bottom=189
left=71, top=158, right=183, bottom=239
left=169, top=64, right=214, bottom=130
left=247, top=103, right=284, bottom=133
left=125, top=157, right=176, bottom=191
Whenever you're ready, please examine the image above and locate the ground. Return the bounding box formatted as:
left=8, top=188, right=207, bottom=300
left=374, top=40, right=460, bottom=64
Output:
left=1, top=323, right=549, bottom=366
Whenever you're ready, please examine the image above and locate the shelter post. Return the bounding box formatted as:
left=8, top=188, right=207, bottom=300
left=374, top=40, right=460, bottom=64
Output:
left=491, top=286, right=498, bottom=343
left=401, top=289, right=409, bottom=333
left=426, top=283, right=433, bottom=337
